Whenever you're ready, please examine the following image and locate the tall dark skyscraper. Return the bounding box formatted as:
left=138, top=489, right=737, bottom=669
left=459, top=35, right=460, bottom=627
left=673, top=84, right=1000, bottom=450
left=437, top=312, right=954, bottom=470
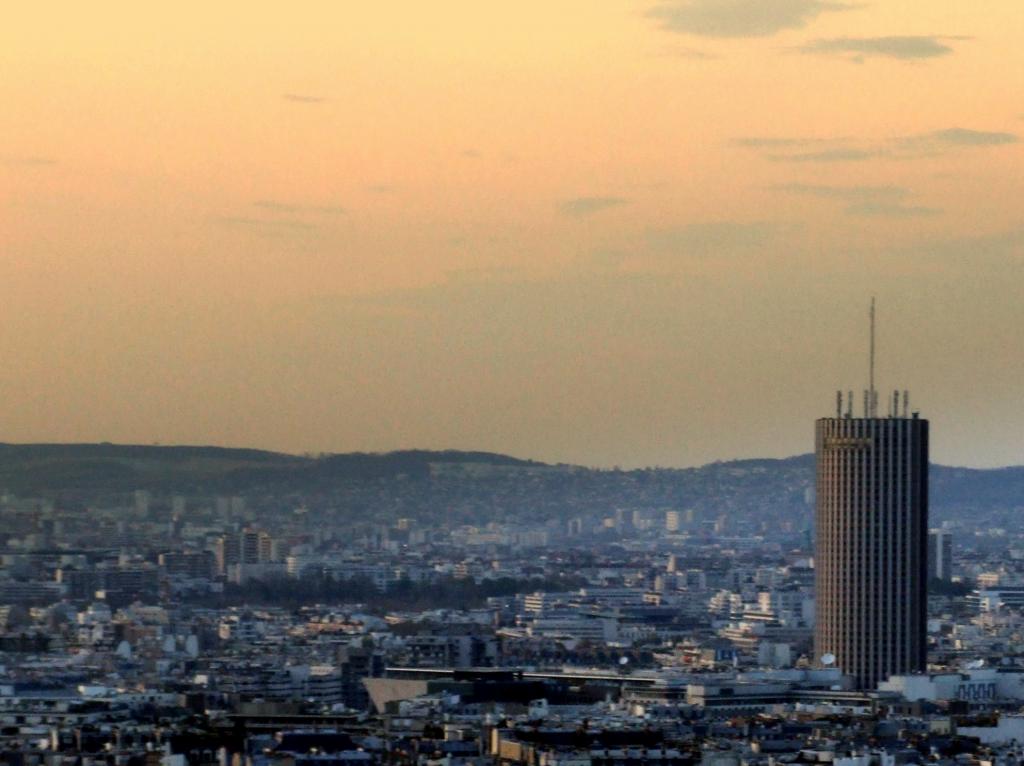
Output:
left=814, top=395, right=929, bottom=689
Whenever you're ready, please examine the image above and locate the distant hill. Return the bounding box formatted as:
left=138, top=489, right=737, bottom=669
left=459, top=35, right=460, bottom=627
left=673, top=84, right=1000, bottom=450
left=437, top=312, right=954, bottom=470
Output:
left=0, top=443, right=1020, bottom=529
left=0, top=443, right=542, bottom=494
left=929, top=464, right=1024, bottom=527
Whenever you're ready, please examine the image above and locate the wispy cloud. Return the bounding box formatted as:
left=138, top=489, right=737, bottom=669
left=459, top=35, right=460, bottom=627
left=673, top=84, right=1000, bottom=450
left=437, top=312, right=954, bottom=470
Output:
left=733, top=136, right=840, bottom=149
left=734, top=135, right=872, bottom=162
left=442, top=265, right=526, bottom=284
left=560, top=196, right=630, bottom=216
left=846, top=202, right=940, bottom=218
left=772, top=183, right=900, bottom=200
left=738, top=125, right=1018, bottom=163
left=2, top=155, right=58, bottom=168
left=646, top=221, right=775, bottom=256
left=214, top=216, right=318, bottom=232
left=282, top=93, right=327, bottom=104
left=768, top=148, right=879, bottom=163
left=797, top=35, right=963, bottom=60
left=772, top=183, right=940, bottom=217
left=897, top=127, right=1019, bottom=149
left=254, top=200, right=346, bottom=215
left=646, top=0, right=856, bottom=38
left=654, top=44, right=720, bottom=60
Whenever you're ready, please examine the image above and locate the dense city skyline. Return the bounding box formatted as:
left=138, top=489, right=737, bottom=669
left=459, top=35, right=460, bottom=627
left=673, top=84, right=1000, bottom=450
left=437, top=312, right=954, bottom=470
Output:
left=3, top=2, right=1023, bottom=469
left=6, top=5, right=1024, bottom=763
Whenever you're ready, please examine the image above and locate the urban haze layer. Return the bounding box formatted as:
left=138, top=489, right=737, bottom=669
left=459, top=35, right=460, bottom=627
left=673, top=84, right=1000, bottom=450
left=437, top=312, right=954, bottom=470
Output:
left=2, top=415, right=1024, bottom=766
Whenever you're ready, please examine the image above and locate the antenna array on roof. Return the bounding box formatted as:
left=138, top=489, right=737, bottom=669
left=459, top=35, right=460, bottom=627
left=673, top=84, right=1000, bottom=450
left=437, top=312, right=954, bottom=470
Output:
left=869, top=297, right=876, bottom=417
left=832, top=300, right=914, bottom=419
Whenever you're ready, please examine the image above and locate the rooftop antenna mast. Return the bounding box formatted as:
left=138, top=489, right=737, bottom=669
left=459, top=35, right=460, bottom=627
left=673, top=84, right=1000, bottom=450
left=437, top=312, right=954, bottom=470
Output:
left=869, top=297, right=876, bottom=417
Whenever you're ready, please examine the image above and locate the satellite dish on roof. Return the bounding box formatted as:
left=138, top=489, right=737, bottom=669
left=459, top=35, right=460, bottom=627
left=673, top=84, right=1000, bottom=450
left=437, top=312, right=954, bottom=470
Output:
left=821, top=653, right=836, bottom=666
left=619, top=656, right=630, bottom=666
left=967, top=659, right=985, bottom=670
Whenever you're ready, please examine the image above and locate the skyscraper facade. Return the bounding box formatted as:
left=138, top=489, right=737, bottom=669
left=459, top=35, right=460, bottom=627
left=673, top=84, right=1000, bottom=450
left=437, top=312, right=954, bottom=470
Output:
left=928, top=529, right=953, bottom=581
left=815, top=410, right=929, bottom=689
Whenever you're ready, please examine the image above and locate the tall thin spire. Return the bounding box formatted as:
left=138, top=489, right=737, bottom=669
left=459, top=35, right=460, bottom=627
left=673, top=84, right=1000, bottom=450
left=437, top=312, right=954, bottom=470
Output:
left=869, top=297, right=876, bottom=418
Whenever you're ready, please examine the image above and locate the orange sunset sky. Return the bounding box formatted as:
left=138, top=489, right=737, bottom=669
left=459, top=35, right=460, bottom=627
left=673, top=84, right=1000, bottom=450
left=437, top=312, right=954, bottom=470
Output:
left=1, top=1, right=1022, bottom=468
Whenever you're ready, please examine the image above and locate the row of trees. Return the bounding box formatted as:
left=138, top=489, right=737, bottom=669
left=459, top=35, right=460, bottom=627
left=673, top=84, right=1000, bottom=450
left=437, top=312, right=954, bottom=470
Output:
left=191, top=572, right=587, bottom=611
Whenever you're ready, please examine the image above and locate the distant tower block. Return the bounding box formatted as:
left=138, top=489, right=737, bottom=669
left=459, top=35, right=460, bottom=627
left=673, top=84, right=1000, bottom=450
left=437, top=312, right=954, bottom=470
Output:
left=133, top=490, right=150, bottom=518
left=928, top=529, right=953, bottom=581
left=665, top=510, right=681, bottom=532
left=815, top=413, right=929, bottom=688
left=816, top=300, right=929, bottom=689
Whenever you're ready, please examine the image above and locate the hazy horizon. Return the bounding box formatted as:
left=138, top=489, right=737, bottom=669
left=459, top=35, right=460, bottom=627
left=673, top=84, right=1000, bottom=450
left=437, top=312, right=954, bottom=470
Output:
left=3, top=3, right=1022, bottom=470
left=0, top=438, right=1019, bottom=474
